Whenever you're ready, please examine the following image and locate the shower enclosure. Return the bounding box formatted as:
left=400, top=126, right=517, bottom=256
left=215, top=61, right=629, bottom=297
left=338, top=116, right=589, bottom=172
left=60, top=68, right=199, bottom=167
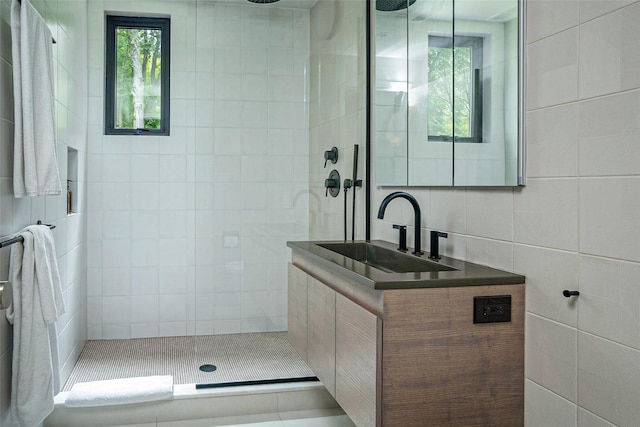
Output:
left=87, top=0, right=311, bottom=341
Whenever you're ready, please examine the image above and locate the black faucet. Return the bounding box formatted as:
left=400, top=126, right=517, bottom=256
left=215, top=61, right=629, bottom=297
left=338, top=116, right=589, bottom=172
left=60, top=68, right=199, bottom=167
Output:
left=377, top=191, right=422, bottom=255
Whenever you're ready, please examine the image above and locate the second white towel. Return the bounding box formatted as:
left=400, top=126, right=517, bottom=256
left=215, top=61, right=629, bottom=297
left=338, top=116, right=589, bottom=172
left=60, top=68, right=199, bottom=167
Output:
left=65, top=376, right=174, bottom=408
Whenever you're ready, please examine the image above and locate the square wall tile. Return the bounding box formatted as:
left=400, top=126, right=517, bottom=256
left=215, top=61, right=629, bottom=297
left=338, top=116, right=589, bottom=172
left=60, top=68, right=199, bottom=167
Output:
left=466, top=189, right=513, bottom=241
left=131, top=155, right=159, bottom=183
left=102, top=211, right=131, bottom=239
left=429, top=188, right=466, bottom=234
left=579, top=3, right=640, bottom=99
left=578, top=332, right=640, bottom=426
left=514, top=178, right=578, bottom=251
left=526, top=103, right=578, bottom=178
left=102, top=296, right=132, bottom=325
left=578, top=90, right=640, bottom=177
left=465, top=237, right=513, bottom=272
left=526, top=314, right=577, bottom=401
left=159, top=294, right=188, bottom=322
left=102, top=268, right=131, bottom=296
left=514, top=245, right=578, bottom=327
left=102, top=239, right=131, bottom=268
left=526, top=0, right=578, bottom=43
left=525, top=380, right=576, bottom=427
left=578, top=255, right=640, bottom=350
left=131, top=296, right=160, bottom=324
left=131, top=267, right=160, bottom=296
left=580, top=177, right=640, bottom=262
left=527, top=28, right=578, bottom=110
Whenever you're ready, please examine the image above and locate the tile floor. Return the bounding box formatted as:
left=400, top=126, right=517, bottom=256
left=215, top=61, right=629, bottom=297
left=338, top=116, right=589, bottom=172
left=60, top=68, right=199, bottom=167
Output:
left=50, top=333, right=355, bottom=427
left=64, top=332, right=315, bottom=390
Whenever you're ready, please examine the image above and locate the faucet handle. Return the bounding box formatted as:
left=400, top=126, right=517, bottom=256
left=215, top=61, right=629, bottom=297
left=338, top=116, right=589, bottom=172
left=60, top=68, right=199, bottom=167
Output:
left=324, top=147, right=339, bottom=168
left=392, top=224, right=408, bottom=252
left=429, top=230, right=448, bottom=260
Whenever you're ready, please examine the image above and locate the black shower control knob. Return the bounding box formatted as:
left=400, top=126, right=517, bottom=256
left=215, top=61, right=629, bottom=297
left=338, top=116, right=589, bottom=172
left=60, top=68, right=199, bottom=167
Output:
left=324, top=147, right=339, bottom=168
left=325, top=178, right=339, bottom=188
left=325, top=169, right=341, bottom=197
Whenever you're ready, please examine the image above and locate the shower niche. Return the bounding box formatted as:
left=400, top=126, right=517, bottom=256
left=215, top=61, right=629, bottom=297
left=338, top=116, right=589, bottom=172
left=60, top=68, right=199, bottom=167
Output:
left=67, top=147, right=77, bottom=215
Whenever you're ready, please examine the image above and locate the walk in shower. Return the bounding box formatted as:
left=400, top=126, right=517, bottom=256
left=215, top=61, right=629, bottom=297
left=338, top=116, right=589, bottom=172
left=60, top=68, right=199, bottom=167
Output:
left=79, top=0, right=366, bottom=393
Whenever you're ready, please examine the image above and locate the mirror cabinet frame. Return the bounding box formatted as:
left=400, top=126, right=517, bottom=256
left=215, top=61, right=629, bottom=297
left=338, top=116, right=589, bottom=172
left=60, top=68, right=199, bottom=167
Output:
left=366, top=0, right=526, bottom=191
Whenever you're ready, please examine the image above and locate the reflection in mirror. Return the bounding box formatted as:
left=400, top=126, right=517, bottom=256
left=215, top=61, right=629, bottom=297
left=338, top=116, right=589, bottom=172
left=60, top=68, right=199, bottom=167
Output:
left=374, top=0, right=522, bottom=186
left=374, top=0, right=412, bottom=185
left=452, top=0, right=519, bottom=185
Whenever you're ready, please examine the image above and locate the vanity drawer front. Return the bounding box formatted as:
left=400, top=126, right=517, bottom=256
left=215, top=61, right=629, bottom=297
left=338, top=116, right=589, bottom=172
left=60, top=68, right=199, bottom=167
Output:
left=336, top=294, right=378, bottom=427
left=307, top=276, right=337, bottom=397
left=287, top=263, right=308, bottom=361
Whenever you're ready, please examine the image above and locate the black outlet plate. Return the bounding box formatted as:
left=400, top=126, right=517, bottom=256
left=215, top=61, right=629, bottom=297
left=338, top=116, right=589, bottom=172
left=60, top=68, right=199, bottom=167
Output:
left=474, top=295, right=511, bottom=323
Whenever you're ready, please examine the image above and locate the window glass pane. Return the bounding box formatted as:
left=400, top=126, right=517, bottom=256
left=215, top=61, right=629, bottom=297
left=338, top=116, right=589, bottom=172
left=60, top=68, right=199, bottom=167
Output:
left=427, top=35, right=482, bottom=142
left=427, top=45, right=453, bottom=139
left=453, top=45, right=472, bottom=138
left=114, top=26, right=163, bottom=130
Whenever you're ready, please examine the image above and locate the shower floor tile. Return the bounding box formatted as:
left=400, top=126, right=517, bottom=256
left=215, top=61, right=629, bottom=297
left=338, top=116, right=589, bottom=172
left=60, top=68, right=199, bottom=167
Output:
left=63, top=332, right=315, bottom=391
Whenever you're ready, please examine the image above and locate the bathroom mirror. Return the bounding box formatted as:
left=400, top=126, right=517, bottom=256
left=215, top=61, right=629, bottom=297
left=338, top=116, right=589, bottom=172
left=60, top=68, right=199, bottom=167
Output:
left=373, top=0, right=524, bottom=186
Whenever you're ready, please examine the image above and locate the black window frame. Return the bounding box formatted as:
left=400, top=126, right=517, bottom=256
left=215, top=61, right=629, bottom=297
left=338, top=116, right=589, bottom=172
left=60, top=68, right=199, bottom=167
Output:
left=105, top=15, right=171, bottom=136
left=427, top=34, right=483, bottom=144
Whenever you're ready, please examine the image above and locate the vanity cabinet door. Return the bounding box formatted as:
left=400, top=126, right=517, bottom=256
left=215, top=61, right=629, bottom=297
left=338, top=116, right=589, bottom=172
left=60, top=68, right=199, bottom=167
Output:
left=287, top=264, right=308, bottom=360
left=336, top=294, right=378, bottom=427
left=307, top=276, right=336, bottom=397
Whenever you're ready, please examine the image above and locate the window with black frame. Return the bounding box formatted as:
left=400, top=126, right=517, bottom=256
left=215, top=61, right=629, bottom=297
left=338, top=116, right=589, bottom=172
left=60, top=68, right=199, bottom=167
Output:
left=427, top=35, right=483, bottom=143
left=105, top=16, right=170, bottom=136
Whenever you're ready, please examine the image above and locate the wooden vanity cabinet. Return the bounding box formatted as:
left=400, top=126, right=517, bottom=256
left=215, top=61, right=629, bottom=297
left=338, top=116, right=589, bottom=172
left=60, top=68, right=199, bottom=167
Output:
left=287, top=261, right=525, bottom=427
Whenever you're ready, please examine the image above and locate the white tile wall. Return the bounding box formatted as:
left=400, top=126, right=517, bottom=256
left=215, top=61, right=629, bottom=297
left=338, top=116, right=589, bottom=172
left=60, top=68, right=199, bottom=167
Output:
left=578, top=332, right=640, bottom=426
left=526, top=28, right=578, bottom=110
left=526, top=103, right=578, bottom=178
left=525, top=380, right=576, bottom=427
left=308, top=0, right=367, bottom=241
left=368, top=1, right=640, bottom=425
left=87, top=0, right=310, bottom=338
left=578, top=3, right=640, bottom=99
left=525, top=314, right=577, bottom=401
left=0, top=0, right=88, bottom=424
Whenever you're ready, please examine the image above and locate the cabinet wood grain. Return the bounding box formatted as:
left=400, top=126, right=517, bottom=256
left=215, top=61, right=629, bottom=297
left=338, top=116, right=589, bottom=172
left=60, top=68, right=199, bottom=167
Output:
left=307, top=276, right=336, bottom=397
left=335, top=294, right=378, bottom=427
left=382, top=285, right=525, bottom=426
left=287, top=263, right=308, bottom=360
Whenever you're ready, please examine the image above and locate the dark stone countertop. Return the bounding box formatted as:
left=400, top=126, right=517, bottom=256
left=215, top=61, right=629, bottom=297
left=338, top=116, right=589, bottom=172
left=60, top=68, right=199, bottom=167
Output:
left=288, top=240, right=525, bottom=290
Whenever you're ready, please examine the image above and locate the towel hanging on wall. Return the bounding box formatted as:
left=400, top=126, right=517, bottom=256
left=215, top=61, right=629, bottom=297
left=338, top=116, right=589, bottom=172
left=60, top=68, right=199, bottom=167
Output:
left=11, top=0, right=61, bottom=198
left=5, top=224, right=65, bottom=427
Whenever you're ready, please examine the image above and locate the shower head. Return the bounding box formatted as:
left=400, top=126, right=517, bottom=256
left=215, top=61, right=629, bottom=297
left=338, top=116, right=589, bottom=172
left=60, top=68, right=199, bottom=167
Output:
left=247, top=0, right=281, bottom=3
left=376, top=0, right=416, bottom=12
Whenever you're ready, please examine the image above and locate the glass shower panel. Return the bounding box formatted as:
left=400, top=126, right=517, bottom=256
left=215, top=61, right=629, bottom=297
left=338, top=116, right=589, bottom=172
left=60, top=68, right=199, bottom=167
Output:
left=192, top=0, right=310, bottom=336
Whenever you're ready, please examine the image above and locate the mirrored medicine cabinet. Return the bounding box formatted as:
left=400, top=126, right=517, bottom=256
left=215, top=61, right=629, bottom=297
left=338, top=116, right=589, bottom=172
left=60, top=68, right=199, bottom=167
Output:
left=373, top=0, right=525, bottom=186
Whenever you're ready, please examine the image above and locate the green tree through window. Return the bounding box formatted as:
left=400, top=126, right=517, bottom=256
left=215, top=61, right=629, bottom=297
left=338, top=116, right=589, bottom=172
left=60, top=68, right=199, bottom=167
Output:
left=427, top=35, right=483, bottom=143
left=106, top=16, right=170, bottom=135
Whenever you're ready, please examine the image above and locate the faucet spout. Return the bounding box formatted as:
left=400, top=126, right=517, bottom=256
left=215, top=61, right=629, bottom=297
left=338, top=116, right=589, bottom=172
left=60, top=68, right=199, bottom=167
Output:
left=377, top=191, right=422, bottom=255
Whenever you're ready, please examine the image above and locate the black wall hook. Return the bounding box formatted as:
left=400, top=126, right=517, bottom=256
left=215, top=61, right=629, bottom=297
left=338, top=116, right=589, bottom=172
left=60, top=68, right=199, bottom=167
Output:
left=563, top=290, right=580, bottom=298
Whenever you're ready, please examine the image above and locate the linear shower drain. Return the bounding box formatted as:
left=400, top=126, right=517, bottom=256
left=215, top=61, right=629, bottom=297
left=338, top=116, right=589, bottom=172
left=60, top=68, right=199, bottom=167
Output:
left=199, top=364, right=217, bottom=372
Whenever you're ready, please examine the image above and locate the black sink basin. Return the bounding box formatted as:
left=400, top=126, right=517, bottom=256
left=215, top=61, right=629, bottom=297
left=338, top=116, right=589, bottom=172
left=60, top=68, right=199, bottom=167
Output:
left=317, top=242, right=457, bottom=274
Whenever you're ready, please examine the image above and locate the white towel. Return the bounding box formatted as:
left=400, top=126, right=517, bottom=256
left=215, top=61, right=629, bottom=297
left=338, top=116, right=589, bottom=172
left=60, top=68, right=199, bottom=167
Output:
left=11, top=0, right=61, bottom=198
left=5, top=225, right=65, bottom=427
left=65, top=376, right=174, bottom=408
